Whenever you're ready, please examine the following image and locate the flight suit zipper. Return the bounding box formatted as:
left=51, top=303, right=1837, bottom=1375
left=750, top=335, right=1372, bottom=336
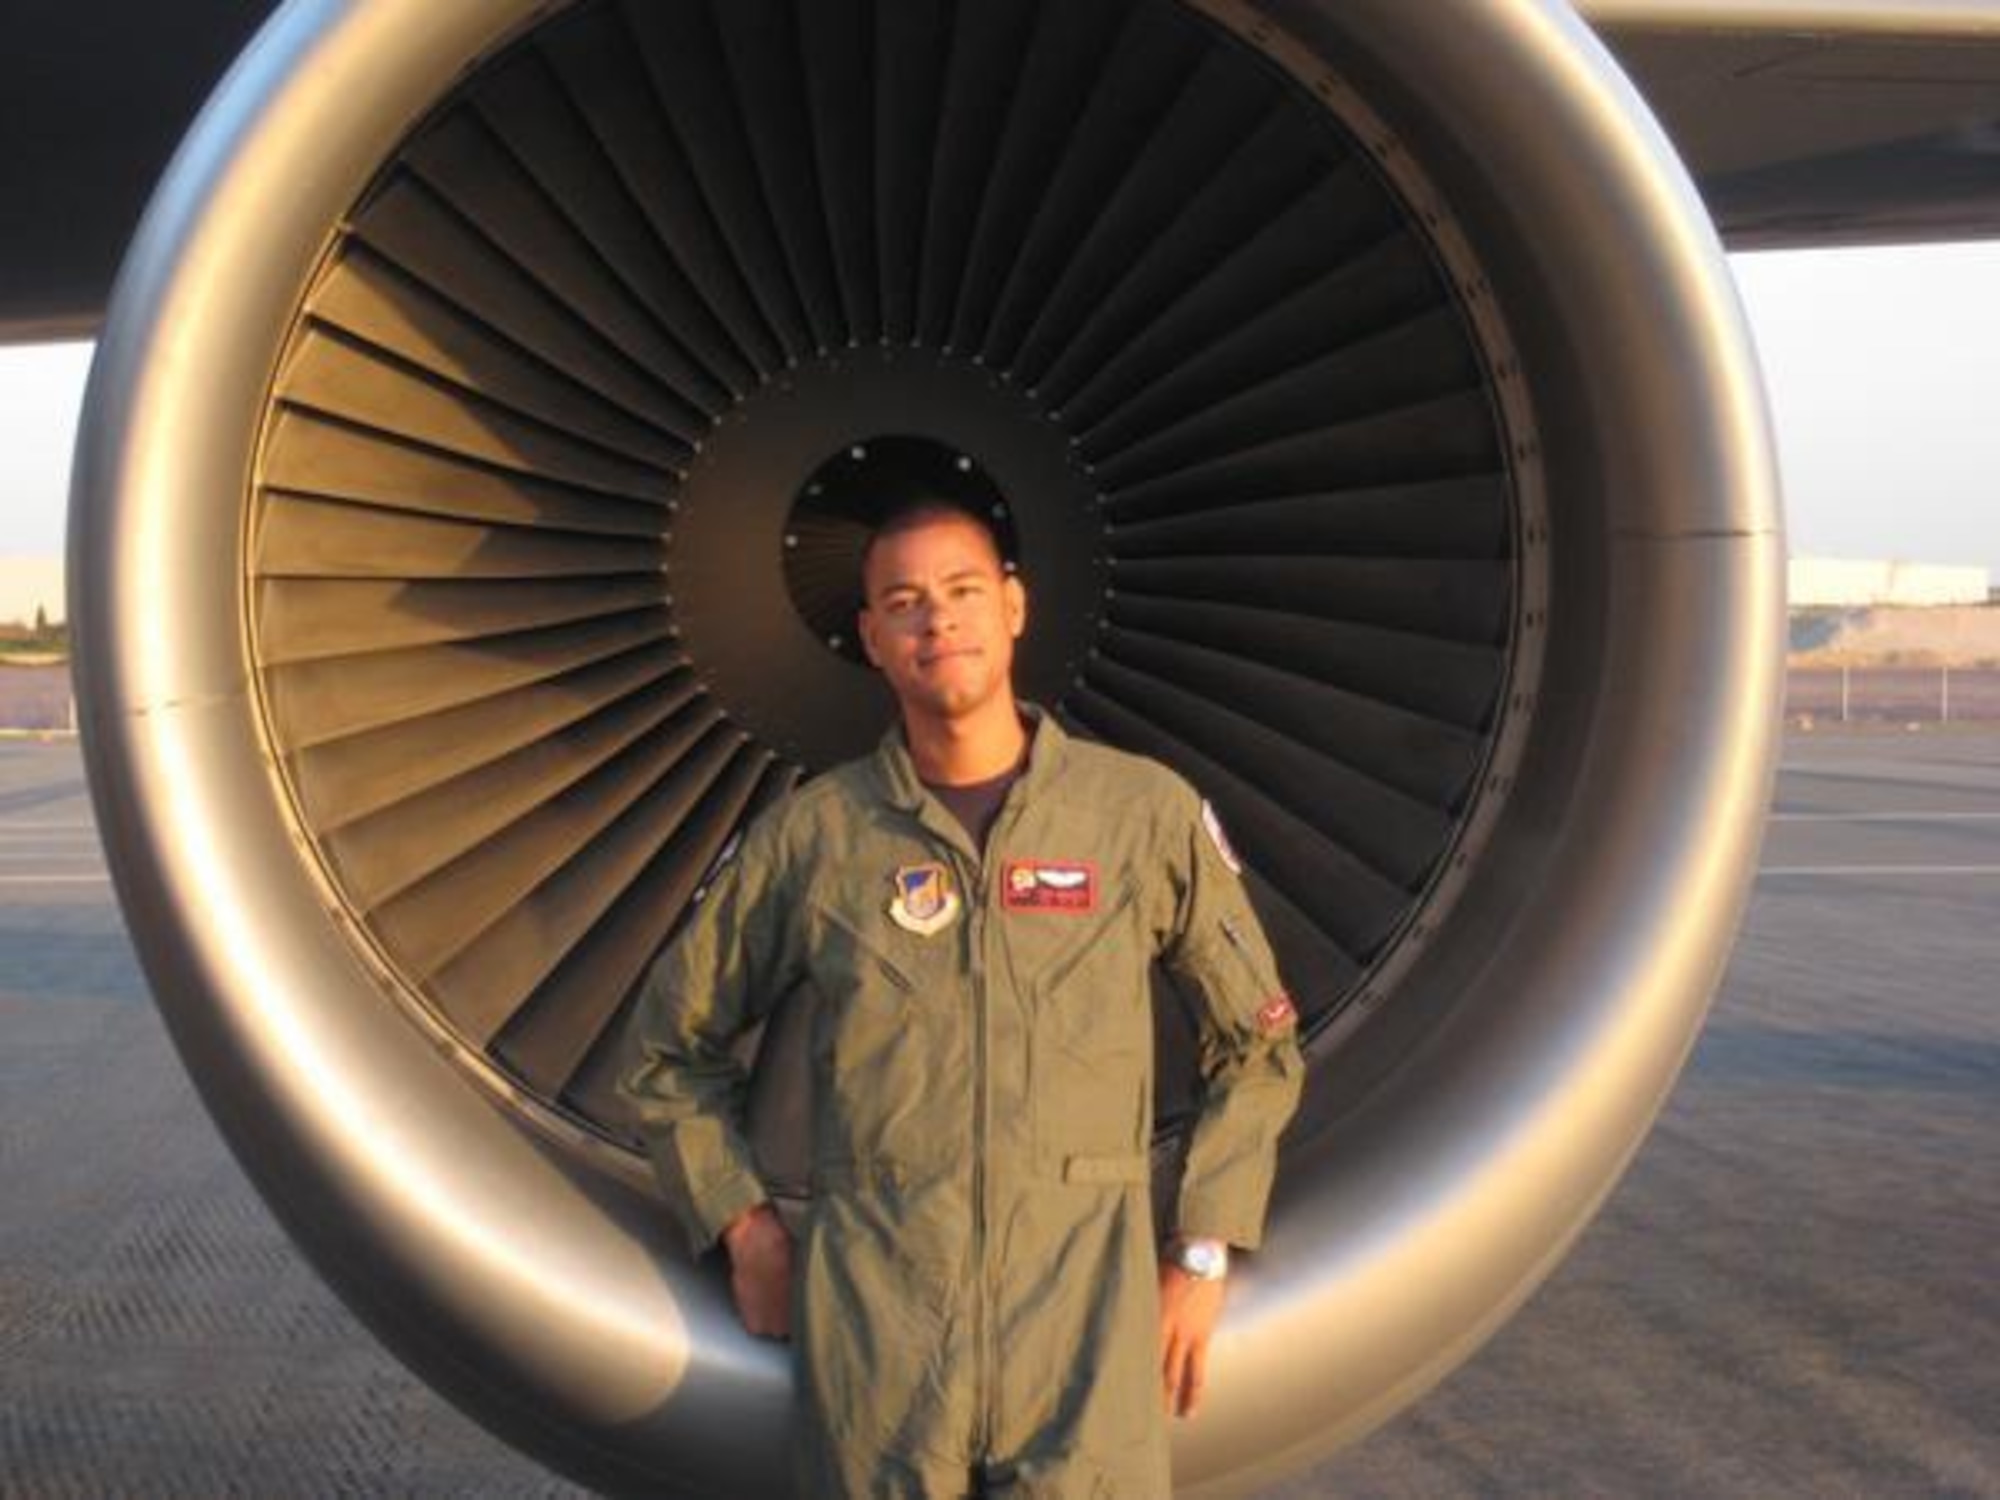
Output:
left=967, top=792, right=1030, bottom=1466
left=929, top=829, right=995, bottom=1465
left=967, top=867, right=991, bottom=1463
left=922, top=826, right=994, bottom=1467
left=919, top=776, right=1029, bottom=1469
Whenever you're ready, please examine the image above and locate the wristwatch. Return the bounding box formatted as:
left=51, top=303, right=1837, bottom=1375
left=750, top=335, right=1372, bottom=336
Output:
left=1171, top=1237, right=1230, bottom=1282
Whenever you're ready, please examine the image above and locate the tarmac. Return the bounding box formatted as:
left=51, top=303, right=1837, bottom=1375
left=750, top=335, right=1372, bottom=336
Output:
left=1, top=729, right=1995, bottom=1498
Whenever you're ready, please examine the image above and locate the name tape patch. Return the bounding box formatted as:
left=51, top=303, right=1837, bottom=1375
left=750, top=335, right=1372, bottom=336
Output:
left=1001, top=859, right=1099, bottom=914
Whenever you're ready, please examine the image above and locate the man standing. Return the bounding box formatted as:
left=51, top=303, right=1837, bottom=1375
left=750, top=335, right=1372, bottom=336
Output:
left=622, top=495, right=1304, bottom=1496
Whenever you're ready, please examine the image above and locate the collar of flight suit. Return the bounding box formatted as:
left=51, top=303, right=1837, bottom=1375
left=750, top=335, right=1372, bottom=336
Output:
left=870, top=701, right=1071, bottom=863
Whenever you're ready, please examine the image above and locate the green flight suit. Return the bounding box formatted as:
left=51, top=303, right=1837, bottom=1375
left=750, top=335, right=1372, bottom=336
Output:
left=622, top=707, right=1304, bottom=1497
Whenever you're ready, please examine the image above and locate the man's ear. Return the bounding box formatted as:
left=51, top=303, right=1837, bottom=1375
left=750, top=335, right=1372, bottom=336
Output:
left=856, top=605, right=883, bottom=668
left=1003, top=573, right=1027, bottom=640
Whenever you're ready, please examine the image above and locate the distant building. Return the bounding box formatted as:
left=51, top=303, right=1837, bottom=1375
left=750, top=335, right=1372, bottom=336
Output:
left=0, top=557, right=66, bottom=629
left=1788, top=556, right=1990, bottom=609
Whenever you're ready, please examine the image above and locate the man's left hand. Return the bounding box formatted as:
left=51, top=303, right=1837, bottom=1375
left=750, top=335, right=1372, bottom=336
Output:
left=1158, top=1263, right=1227, bottom=1418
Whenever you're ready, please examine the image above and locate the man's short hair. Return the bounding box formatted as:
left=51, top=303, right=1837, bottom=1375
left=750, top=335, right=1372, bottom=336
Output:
left=859, top=497, right=1008, bottom=594
left=791, top=436, right=1015, bottom=607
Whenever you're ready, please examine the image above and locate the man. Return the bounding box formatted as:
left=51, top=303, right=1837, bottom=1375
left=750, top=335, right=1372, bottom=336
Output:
left=622, top=495, right=1304, bottom=1496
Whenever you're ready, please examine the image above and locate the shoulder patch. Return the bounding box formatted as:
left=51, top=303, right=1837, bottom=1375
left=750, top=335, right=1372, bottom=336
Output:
left=1200, top=800, right=1243, bottom=875
left=694, top=830, right=743, bottom=896
left=690, top=831, right=744, bottom=904
left=711, top=829, right=743, bottom=873
left=889, top=862, right=961, bottom=936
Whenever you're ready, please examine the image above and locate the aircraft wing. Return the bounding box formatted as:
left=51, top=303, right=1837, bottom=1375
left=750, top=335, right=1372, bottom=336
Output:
left=2, top=0, right=1998, bottom=336
left=0, top=1, right=270, bottom=339
left=1583, top=1, right=2000, bottom=247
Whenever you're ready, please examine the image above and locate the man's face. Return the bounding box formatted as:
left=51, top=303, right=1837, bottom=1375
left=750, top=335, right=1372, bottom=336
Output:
left=857, top=512, right=1027, bottom=721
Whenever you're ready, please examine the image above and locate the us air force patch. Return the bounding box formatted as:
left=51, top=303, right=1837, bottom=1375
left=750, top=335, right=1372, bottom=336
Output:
left=1000, top=859, right=1098, bottom=914
left=889, top=862, right=960, bottom=936
left=1200, top=800, right=1243, bottom=875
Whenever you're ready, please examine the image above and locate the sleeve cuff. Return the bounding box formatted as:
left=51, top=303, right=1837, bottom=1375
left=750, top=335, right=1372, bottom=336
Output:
left=685, top=1170, right=772, bottom=1258
left=1173, top=1192, right=1267, bottom=1253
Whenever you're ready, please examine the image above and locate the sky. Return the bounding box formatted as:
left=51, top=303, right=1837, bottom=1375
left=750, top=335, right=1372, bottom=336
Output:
left=4, top=243, right=2000, bottom=574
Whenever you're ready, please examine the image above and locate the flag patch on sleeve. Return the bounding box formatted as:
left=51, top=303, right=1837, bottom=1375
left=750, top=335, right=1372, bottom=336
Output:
left=1255, top=993, right=1298, bottom=1034
left=1001, top=860, right=1098, bottom=913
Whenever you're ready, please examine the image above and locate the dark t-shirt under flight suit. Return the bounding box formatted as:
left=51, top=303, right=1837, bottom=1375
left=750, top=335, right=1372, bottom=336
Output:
left=622, top=707, right=1305, bottom=1497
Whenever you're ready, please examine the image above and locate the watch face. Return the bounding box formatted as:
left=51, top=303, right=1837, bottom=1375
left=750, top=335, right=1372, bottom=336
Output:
left=1180, top=1241, right=1228, bottom=1280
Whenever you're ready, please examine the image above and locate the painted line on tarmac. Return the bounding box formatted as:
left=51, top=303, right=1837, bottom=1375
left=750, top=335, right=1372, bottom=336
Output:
left=1777, top=762, right=2000, bottom=780
left=1769, top=811, right=2000, bottom=823
left=1759, top=865, right=2000, bottom=878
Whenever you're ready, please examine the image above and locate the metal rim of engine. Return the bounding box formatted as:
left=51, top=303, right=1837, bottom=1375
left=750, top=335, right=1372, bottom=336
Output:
left=70, top=0, right=1783, bottom=1493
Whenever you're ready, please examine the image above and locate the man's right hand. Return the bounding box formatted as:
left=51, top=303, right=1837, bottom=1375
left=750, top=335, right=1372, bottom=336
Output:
left=720, top=1202, right=794, bottom=1340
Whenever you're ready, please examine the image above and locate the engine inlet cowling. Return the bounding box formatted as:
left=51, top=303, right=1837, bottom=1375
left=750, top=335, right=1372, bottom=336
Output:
left=73, top=0, right=1781, bottom=1492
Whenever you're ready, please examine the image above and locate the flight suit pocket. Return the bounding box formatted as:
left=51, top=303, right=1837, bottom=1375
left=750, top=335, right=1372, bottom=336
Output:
left=1030, top=879, right=1150, bottom=1163
left=797, top=1166, right=960, bottom=1455
left=1060, top=1153, right=1149, bottom=1186
left=810, top=901, right=961, bottom=1165
left=815, top=901, right=921, bottom=995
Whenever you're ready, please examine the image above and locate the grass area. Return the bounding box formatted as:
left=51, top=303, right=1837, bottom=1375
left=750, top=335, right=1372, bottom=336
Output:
left=0, top=621, right=69, bottom=662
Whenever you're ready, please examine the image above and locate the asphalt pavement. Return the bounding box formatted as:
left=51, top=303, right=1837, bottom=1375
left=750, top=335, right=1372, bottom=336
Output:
left=1, top=729, right=1995, bottom=1498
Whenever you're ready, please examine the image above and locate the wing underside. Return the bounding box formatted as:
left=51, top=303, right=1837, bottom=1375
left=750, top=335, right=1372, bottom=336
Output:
left=0, top=0, right=1996, bottom=337
left=1582, top=0, right=2000, bottom=247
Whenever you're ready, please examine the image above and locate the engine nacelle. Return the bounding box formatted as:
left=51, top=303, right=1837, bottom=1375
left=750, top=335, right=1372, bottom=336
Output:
left=72, top=0, right=1782, bottom=1492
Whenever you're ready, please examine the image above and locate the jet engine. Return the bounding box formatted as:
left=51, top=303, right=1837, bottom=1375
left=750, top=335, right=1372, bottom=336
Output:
left=71, top=0, right=1782, bottom=1492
